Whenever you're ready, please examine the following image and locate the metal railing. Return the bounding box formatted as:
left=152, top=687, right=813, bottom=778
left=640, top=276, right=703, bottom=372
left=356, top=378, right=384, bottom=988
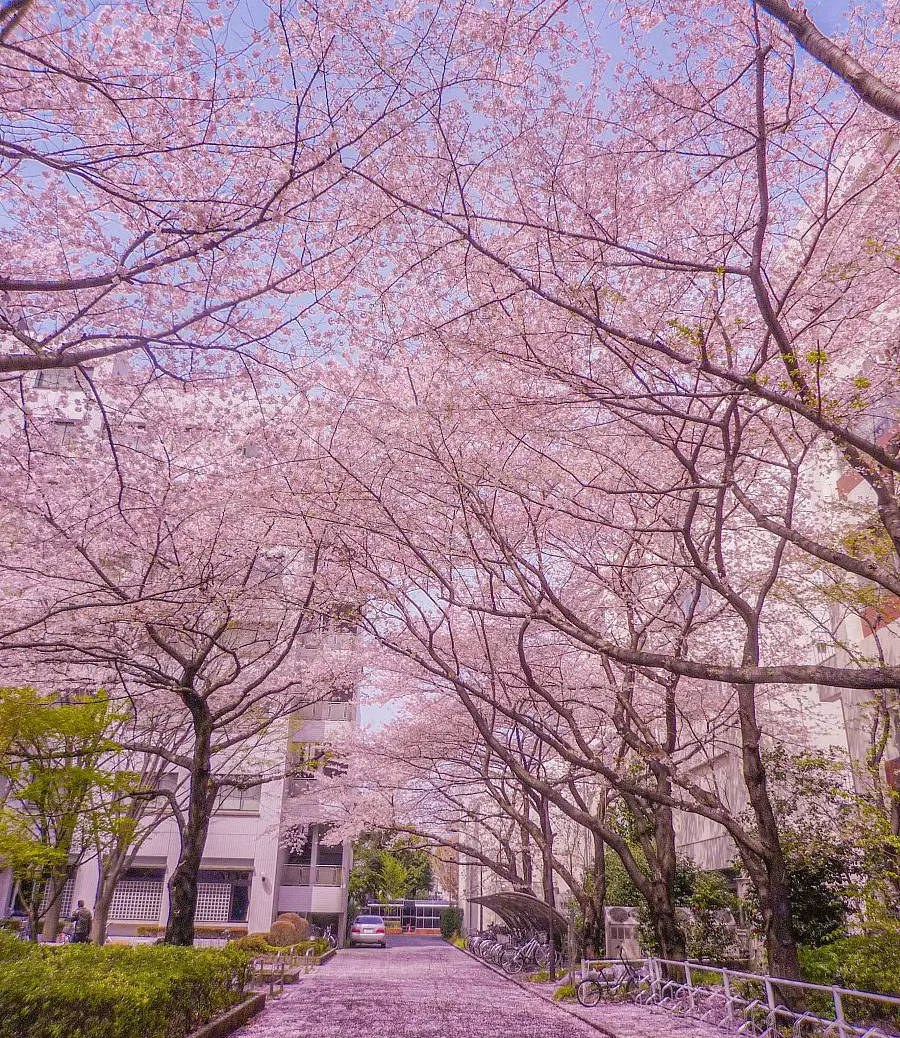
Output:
left=314, top=866, right=343, bottom=886
left=280, top=865, right=312, bottom=885
left=580, top=957, right=900, bottom=1038
left=279, top=864, right=343, bottom=887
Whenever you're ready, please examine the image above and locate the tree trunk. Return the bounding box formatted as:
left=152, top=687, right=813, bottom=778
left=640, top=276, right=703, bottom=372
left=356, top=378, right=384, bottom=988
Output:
left=584, top=832, right=606, bottom=957
left=623, top=779, right=687, bottom=963
left=645, top=874, right=687, bottom=962
left=40, top=870, right=69, bottom=942
left=92, top=847, right=130, bottom=944
left=164, top=716, right=215, bottom=946
left=734, top=677, right=800, bottom=980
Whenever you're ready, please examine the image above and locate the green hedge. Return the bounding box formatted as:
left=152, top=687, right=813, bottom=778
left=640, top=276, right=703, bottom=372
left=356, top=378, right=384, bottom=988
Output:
left=0, top=935, right=251, bottom=1038
left=228, top=934, right=329, bottom=957
left=799, top=925, right=900, bottom=997
left=440, top=906, right=463, bottom=940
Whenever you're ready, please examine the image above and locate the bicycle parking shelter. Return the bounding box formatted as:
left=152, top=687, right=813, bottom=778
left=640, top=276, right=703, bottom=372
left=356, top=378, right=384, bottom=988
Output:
left=467, top=892, right=569, bottom=943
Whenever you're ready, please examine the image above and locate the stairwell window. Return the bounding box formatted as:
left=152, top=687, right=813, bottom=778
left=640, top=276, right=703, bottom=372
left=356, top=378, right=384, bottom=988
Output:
left=216, top=783, right=261, bottom=814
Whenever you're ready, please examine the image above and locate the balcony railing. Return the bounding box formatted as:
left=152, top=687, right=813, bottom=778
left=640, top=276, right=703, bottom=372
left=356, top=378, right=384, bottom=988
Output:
left=279, top=865, right=343, bottom=887
left=280, top=865, right=311, bottom=885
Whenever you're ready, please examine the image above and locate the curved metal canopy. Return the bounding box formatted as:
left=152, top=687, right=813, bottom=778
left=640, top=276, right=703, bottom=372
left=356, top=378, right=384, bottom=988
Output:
left=467, top=891, right=568, bottom=940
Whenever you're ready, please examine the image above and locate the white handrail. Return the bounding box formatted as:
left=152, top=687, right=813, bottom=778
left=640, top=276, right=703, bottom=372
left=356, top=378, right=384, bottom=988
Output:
left=579, top=956, right=899, bottom=1038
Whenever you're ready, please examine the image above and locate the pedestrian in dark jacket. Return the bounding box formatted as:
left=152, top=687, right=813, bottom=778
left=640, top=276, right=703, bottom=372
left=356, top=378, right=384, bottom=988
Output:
left=71, top=900, right=92, bottom=943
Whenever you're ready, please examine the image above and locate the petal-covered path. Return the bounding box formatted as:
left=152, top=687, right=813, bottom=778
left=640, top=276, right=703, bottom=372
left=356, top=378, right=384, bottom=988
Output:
left=232, top=935, right=600, bottom=1038
left=231, top=936, right=726, bottom=1038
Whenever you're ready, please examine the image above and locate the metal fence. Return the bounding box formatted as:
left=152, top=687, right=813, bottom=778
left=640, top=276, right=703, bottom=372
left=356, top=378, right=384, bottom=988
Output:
left=580, top=957, right=900, bottom=1038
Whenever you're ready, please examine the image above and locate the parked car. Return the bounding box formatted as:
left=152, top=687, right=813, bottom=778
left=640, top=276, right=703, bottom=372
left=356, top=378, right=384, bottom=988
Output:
left=349, top=914, right=387, bottom=948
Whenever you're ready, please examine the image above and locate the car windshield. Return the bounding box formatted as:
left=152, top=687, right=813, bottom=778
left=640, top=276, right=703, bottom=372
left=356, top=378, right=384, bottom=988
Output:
left=355, top=916, right=384, bottom=924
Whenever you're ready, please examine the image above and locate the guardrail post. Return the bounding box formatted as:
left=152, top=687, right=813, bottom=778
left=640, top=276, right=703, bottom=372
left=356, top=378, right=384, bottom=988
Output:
left=764, top=977, right=778, bottom=1037
left=832, top=988, right=847, bottom=1038
left=723, top=970, right=733, bottom=1022
left=685, top=962, right=693, bottom=988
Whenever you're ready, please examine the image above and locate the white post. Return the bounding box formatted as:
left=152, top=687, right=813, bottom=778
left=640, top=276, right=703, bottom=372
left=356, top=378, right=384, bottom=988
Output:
left=833, top=988, right=848, bottom=1038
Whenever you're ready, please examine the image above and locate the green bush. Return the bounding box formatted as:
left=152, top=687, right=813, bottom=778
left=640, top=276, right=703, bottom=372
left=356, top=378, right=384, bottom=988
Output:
left=799, top=925, right=900, bottom=997
left=227, top=934, right=329, bottom=958
left=0, top=941, right=251, bottom=1038
left=439, top=906, right=463, bottom=940
left=267, top=919, right=299, bottom=947
left=228, top=933, right=271, bottom=954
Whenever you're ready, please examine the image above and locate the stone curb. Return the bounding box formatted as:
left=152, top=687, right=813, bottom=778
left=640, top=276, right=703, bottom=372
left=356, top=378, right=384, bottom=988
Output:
left=446, top=941, right=620, bottom=1038
left=187, top=991, right=267, bottom=1038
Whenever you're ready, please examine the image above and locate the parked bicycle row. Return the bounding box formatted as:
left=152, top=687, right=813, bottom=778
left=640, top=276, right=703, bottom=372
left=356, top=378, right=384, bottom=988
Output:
left=465, top=925, right=553, bottom=975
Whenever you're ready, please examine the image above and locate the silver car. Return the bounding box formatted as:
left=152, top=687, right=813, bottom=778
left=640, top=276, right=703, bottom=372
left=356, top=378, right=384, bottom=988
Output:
left=349, top=914, right=387, bottom=948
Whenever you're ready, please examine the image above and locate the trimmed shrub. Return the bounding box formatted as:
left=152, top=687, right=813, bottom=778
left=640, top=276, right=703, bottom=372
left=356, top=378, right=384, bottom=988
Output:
left=226, top=935, right=329, bottom=958
left=229, top=933, right=271, bottom=954
left=268, top=919, right=299, bottom=947
left=439, top=906, right=463, bottom=940
left=0, top=942, right=252, bottom=1038
left=276, top=913, right=310, bottom=941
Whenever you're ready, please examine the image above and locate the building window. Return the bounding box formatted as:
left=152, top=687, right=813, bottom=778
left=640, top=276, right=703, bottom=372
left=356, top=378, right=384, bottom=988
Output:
left=48, top=420, right=77, bottom=446
left=109, top=867, right=165, bottom=921
left=196, top=869, right=251, bottom=923
left=35, top=875, right=76, bottom=919
left=34, top=368, right=81, bottom=391
left=216, top=784, right=261, bottom=814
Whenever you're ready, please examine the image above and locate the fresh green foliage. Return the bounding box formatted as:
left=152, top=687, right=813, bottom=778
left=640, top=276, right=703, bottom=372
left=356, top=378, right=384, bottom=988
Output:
left=799, top=924, right=900, bottom=997
left=440, top=906, right=463, bottom=939
left=552, top=982, right=577, bottom=1001
left=0, top=688, right=133, bottom=937
left=0, top=937, right=251, bottom=1038
left=606, top=840, right=737, bottom=960
left=348, top=831, right=433, bottom=903
left=738, top=745, right=894, bottom=947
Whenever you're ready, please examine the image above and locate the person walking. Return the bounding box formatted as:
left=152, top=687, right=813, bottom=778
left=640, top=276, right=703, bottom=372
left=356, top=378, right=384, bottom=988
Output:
left=70, top=900, right=93, bottom=944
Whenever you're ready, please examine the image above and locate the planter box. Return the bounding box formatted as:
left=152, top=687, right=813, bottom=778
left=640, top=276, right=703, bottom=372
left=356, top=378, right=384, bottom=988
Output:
left=187, top=992, right=266, bottom=1038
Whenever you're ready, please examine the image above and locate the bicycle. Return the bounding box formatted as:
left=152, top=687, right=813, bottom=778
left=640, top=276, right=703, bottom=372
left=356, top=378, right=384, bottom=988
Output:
left=500, top=934, right=551, bottom=974
left=576, top=956, right=646, bottom=1008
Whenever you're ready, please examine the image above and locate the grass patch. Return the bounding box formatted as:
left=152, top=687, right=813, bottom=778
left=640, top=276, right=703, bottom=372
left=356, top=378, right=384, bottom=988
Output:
left=553, top=982, right=577, bottom=1002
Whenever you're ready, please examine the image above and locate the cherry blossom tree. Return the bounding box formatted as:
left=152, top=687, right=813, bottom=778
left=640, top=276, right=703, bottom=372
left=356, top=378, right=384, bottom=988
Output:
left=0, top=0, right=417, bottom=389
left=0, top=371, right=358, bottom=944
left=289, top=0, right=900, bottom=980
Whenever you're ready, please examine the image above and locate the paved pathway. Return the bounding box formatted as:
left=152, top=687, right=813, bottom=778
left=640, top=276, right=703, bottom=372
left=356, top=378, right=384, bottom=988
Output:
left=232, top=936, right=726, bottom=1038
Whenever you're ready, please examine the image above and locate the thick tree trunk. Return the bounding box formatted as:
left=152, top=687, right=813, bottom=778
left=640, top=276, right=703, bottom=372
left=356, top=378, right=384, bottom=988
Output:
left=734, top=677, right=800, bottom=980
left=40, top=896, right=60, bottom=942
left=645, top=874, right=687, bottom=962
left=623, top=777, right=687, bottom=963
left=164, top=716, right=215, bottom=946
